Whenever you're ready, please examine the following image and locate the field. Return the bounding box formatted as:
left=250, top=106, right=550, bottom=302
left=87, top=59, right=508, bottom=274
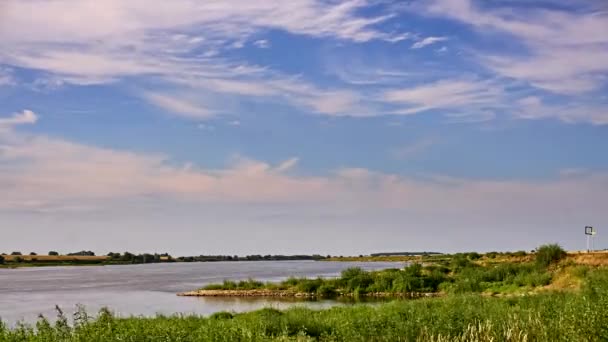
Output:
left=326, top=250, right=608, bottom=265
left=2, top=255, right=108, bottom=262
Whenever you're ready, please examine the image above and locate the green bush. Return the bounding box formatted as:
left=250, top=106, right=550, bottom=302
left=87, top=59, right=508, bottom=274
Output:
left=296, top=278, right=324, bottom=293
left=209, top=311, right=234, bottom=320
left=316, top=284, right=337, bottom=297
left=467, top=252, right=482, bottom=260
left=535, top=244, right=567, bottom=267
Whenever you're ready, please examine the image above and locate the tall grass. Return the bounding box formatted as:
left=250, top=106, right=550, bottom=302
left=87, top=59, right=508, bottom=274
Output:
left=1, top=268, right=607, bottom=341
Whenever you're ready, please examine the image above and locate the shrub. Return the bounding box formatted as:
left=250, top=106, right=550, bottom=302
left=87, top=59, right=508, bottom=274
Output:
left=237, top=279, right=264, bottom=290
left=29, top=252, right=37, bottom=256
left=296, top=278, right=323, bottom=293
left=10, top=251, right=22, bottom=256
left=209, top=311, right=234, bottom=320
left=486, top=251, right=499, bottom=259
left=48, top=251, right=59, bottom=256
left=317, top=284, right=337, bottom=297
left=467, top=252, right=482, bottom=260
left=451, top=255, right=474, bottom=271
left=535, top=244, right=566, bottom=267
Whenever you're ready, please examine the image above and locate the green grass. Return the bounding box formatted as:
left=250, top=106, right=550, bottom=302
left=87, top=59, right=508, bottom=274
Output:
left=1, top=268, right=607, bottom=341
left=200, top=259, right=554, bottom=297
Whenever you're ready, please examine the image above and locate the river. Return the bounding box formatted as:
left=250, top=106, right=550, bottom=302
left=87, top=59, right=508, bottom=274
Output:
left=0, top=260, right=402, bottom=324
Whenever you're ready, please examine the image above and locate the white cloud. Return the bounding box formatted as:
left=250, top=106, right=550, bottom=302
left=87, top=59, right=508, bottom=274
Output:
left=1, top=111, right=607, bottom=229
left=0, top=1, right=409, bottom=118
left=515, top=96, right=608, bottom=125
left=419, top=0, right=608, bottom=94
left=411, top=36, right=448, bottom=49
left=253, top=39, right=270, bottom=48
left=0, top=110, right=38, bottom=128
left=0, top=0, right=402, bottom=83
left=143, top=92, right=213, bottom=118
left=383, top=79, right=503, bottom=115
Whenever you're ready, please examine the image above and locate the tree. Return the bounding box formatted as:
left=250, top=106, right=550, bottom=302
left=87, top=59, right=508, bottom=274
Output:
left=29, top=252, right=37, bottom=256
left=10, top=251, right=22, bottom=256
left=48, top=251, right=59, bottom=256
left=0, top=255, right=4, bottom=264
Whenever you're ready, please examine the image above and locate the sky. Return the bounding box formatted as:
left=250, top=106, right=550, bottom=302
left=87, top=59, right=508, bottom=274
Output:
left=0, top=0, right=607, bottom=256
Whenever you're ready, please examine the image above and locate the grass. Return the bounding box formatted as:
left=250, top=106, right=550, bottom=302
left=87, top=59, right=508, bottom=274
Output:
left=1, top=268, right=607, bottom=341
left=198, top=254, right=560, bottom=297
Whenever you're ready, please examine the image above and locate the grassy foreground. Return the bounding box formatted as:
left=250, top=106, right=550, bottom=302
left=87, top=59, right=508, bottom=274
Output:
left=1, top=268, right=607, bottom=341
left=2, top=244, right=607, bottom=341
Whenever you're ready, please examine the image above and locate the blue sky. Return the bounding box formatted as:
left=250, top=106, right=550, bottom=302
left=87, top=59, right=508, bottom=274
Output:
left=0, top=0, right=607, bottom=255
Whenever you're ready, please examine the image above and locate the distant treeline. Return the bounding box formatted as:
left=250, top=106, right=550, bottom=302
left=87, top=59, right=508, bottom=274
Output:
left=175, top=254, right=326, bottom=262
left=0, top=251, right=327, bottom=267
left=370, top=252, right=443, bottom=257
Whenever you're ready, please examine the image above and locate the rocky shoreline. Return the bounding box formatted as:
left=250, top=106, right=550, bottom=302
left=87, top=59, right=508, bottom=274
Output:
left=177, top=289, right=441, bottom=298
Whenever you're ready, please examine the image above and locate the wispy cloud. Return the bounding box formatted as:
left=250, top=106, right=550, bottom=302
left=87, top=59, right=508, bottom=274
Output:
left=515, top=96, right=608, bottom=125
left=143, top=92, right=213, bottom=119
left=411, top=36, right=448, bottom=49
left=253, top=39, right=270, bottom=48
left=0, top=110, right=38, bottom=128
left=0, top=0, right=410, bottom=118
left=2, top=111, right=607, bottom=224
left=383, top=79, right=503, bottom=115
left=419, top=0, right=608, bottom=94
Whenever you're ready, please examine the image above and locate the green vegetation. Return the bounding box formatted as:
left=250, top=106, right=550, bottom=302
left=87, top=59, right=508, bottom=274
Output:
left=1, top=268, right=607, bottom=341
left=535, top=243, right=567, bottom=267
left=199, top=250, right=559, bottom=297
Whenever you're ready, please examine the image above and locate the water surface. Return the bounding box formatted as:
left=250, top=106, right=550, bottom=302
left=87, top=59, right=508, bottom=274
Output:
left=0, top=260, right=402, bottom=324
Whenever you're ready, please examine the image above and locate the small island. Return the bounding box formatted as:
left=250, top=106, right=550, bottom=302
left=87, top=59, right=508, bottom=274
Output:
left=179, top=244, right=606, bottom=299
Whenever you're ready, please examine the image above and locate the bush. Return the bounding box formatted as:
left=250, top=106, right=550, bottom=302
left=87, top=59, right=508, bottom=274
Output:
left=0, top=255, right=4, bottom=264
left=486, top=252, right=499, bottom=259
left=209, top=311, right=234, bottom=320
left=10, top=251, right=22, bottom=256
left=29, top=252, right=37, bottom=256
left=317, top=284, right=337, bottom=297
left=48, top=251, right=59, bottom=256
left=296, top=278, right=323, bottom=293
left=535, top=244, right=566, bottom=267
left=467, top=252, right=482, bottom=260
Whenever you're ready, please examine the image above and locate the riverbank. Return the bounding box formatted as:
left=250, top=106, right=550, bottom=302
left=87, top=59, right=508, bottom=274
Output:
left=2, top=266, right=607, bottom=341
left=181, top=244, right=591, bottom=299
left=179, top=289, right=440, bottom=298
